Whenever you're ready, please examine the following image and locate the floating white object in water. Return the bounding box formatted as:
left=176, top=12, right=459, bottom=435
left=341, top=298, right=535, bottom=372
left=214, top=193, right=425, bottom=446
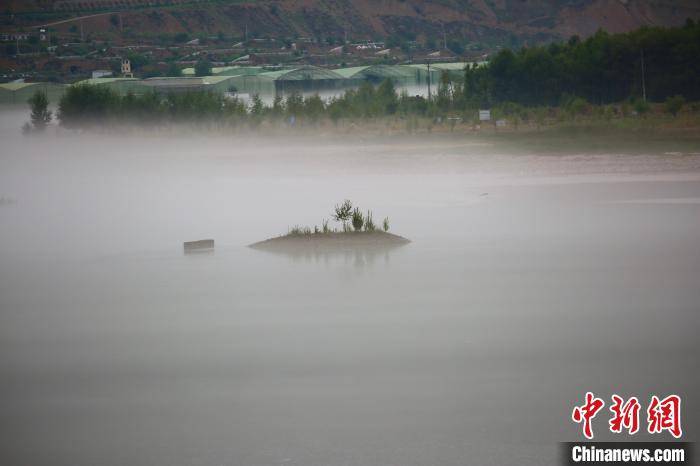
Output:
left=184, top=239, right=214, bottom=253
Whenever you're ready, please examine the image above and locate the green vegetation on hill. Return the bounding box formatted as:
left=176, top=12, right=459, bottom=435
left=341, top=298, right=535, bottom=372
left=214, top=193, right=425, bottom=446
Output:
left=462, top=20, right=700, bottom=107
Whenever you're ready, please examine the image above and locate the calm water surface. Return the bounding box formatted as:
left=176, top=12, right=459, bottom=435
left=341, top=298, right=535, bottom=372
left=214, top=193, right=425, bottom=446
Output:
left=1, top=124, right=699, bottom=466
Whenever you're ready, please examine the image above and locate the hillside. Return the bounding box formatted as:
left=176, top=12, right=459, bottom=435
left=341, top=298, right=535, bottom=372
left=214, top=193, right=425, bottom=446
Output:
left=4, top=0, right=700, bottom=47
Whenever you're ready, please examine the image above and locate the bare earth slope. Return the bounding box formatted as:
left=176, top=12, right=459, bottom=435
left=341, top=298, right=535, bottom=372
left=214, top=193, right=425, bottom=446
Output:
left=4, top=0, right=699, bottom=45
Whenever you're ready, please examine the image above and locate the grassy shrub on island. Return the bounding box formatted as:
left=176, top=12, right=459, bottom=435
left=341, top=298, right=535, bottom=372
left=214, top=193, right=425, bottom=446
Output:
left=285, top=201, right=391, bottom=237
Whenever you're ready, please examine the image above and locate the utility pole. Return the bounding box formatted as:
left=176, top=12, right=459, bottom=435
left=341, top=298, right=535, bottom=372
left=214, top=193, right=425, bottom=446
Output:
left=640, top=48, right=647, bottom=102
left=427, top=61, right=431, bottom=100
left=80, top=20, right=84, bottom=42
left=441, top=22, right=447, bottom=50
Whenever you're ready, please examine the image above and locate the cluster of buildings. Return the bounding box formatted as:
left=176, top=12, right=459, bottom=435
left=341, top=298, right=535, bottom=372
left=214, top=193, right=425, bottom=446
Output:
left=0, top=62, right=478, bottom=105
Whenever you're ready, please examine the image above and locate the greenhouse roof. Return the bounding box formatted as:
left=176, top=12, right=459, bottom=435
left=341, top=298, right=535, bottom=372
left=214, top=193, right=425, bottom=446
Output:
left=74, top=78, right=140, bottom=85
left=335, top=65, right=418, bottom=80
left=0, top=82, right=63, bottom=91
left=258, top=66, right=344, bottom=81
left=333, top=66, right=371, bottom=78
left=182, top=66, right=269, bottom=76
left=201, top=76, right=239, bottom=84
left=140, top=77, right=207, bottom=88
left=432, top=62, right=470, bottom=70
left=407, top=61, right=485, bottom=71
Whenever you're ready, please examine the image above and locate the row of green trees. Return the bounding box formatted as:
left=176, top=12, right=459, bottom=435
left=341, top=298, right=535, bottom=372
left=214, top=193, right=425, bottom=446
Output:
left=46, top=80, right=692, bottom=131
left=55, top=84, right=248, bottom=127
left=53, top=80, right=430, bottom=128
left=52, top=79, right=465, bottom=128
left=461, top=20, right=700, bottom=107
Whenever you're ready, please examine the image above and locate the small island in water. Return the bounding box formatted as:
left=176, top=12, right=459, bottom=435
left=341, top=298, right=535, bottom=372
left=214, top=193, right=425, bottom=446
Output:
left=249, top=200, right=410, bottom=253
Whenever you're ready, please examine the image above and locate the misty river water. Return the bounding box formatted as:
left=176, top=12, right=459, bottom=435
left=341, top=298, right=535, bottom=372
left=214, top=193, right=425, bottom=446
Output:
left=1, top=112, right=699, bottom=466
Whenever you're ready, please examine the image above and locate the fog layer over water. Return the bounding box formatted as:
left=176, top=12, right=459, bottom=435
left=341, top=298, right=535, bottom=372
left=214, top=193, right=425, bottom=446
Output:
left=1, top=119, right=699, bottom=466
